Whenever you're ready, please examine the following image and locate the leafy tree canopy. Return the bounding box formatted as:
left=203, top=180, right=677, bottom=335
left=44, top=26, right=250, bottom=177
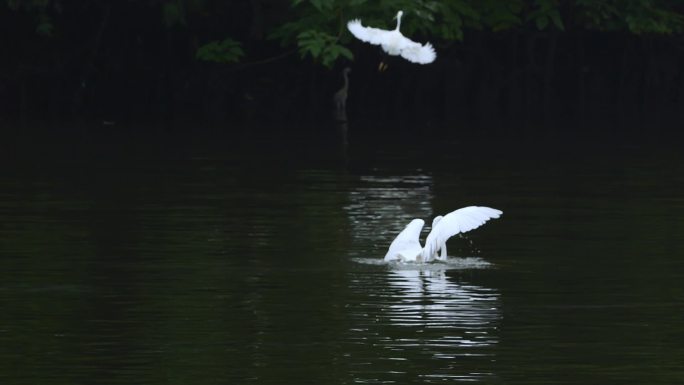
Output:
left=5, top=0, right=684, bottom=67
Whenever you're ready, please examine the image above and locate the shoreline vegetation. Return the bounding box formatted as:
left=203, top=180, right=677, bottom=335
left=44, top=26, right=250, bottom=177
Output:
left=2, top=1, right=684, bottom=139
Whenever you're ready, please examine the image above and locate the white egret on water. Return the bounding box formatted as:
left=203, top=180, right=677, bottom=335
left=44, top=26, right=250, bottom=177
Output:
left=384, top=206, right=502, bottom=263
left=347, top=10, right=436, bottom=65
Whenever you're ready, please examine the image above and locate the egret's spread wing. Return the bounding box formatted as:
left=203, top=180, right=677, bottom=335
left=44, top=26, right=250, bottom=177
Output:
left=422, top=206, right=502, bottom=260
left=384, top=219, right=425, bottom=261
left=399, top=40, right=436, bottom=64
left=347, top=19, right=392, bottom=46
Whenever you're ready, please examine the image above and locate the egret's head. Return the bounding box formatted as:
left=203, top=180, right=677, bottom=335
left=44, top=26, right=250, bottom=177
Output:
left=343, top=67, right=351, bottom=74
left=393, top=10, right=404, bottom=30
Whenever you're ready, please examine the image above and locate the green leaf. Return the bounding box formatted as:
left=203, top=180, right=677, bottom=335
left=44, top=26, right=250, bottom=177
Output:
left=297, top=30, right=327, bottom=58
left=309, top=0, right=323, bottom=11
left=295, top=29, right=353, bottom=68
left=451, top=1, right=480, bottom=21
left=309, top=0, right=334, bottom=12
left=549, top=9, right=564, bottom=30
left=336, top=45, right=354, bottom=61
left=196, top=38, right=244, bottom=64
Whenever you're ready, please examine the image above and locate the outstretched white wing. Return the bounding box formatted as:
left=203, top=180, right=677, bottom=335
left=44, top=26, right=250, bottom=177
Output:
left=399, top=40, right=436, bottom=64
left=422, top=206, right=502, bottom=261
left=347, top=19, right=392, bottom=46
left=348, top=14, right=437, bottom=65
left=384, top=218, right=425, bottom=262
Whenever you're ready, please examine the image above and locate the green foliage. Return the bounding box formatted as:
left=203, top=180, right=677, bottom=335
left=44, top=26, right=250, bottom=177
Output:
left=475, top=0, right=524, bottom=31
left=4, top=0, right=684, bottom=68
left=269, top=0, right=357, bottom=67
left=297, top=29, right=353, bottom=67
left=576, top=0, right=684, bottom=34
left=293, top=0, right=336, bottom=12
left=196, top=38, right=245, bottom=64
left=529, top=0, right=565, bottom=31
left=268, top=0, right=684, bottom=67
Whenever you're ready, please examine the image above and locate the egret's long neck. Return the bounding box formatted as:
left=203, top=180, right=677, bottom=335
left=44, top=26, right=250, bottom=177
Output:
left=342, top=71, right=349, bottom=91
left=395, top=12, right=402, bottom=30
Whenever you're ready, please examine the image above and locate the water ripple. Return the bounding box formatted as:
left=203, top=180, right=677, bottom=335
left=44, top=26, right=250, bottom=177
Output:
left=345, top=267, right=501, bottom=383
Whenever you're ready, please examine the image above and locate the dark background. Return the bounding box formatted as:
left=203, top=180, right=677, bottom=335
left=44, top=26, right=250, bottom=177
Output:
left=2, top=0, right=684, bottom=143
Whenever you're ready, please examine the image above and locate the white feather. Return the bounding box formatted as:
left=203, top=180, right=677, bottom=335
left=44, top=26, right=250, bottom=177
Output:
left=347, top=10, right=436, bottom=65
left=347, top=20, right=390, bottom=46
left=384, top=219, right=424, bottom=262
left=431, top=215, right=447, bottom=259
left=422, top=207, right=502, bottom=262
left=383, top=206, right=502, bottom=263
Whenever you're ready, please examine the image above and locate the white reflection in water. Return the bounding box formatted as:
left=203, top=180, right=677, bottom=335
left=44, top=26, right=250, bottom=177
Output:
left=385, top=269, right=500, bottom=334
left=344, top=172, right=500, bottom=383
left=347, top=267, right=501, bottom=383
left=344, top=174, right=434, bottom=258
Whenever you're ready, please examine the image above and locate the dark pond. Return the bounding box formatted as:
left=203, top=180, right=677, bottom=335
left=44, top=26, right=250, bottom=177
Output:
left=1, top=133, right=683, bottom=384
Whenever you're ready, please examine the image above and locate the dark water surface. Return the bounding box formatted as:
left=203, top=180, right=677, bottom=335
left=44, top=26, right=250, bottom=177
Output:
left=1, top=135, right=684, bottom=384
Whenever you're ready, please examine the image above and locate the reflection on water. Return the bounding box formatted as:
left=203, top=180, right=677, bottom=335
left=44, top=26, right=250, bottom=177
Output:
left=346, top=267, right=500, bottom=383
left=2, top=139, right=684, bottom=384
left=345, top=174, right=433, bottom=258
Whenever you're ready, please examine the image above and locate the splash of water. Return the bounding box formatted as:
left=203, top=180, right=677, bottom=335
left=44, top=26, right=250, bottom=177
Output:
left=351, top=256, right=492, bottom=270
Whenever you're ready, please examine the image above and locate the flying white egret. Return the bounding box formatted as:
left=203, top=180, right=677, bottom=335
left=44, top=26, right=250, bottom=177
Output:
left=347, top=10, right=436, bottom=65
left=384, top=206, right=502, bottom=263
